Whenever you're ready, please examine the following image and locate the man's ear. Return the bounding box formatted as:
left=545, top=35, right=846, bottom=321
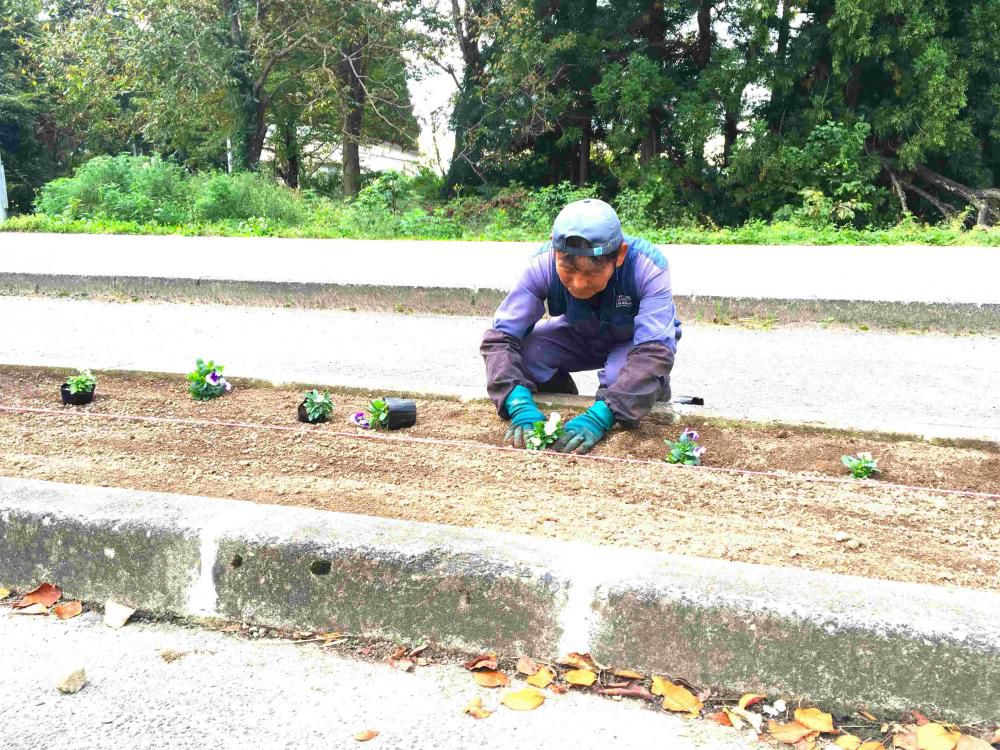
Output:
left=615, top=242, right=628, bottom=267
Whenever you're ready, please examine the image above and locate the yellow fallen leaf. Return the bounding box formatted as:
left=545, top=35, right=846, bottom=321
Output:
left=612, top=669, right=644, bottom=680
left=516, top=656, right=539, bottom=676
left=955, top=736, right=994, bottom=750
left=564, top=669, right=597, bottom=687
left=739, top=693, right=767, bottom=710
left=836, top=736, right=863, bottom=750
left=501, top=687, right=545, bottom=711
left=991, top=732, right=1000, bottom=746
left=53, top=601, right=83, bottom=620
left=354, top=729, right=379, bottom=742
left=526, top=666, right=555, bottom=689
left=769, top=720, right=819, bottom=744
left=916, top=724, right=961, bottom=750
left=472, top=669, right=509, bottom=688
left=0, top=587, right=10, bottom=599
left=652, top=677, right=702, bottom=718
left=556, top=652, right=599, bottom=670
left=795, top=738, right=818, bottom=750
left=795, top=707, right=835, bottom=734
left=463, top=696, right=492, bottom=719
left=894, top=727, right=920, bottom=750
left=860, top=743, right=886, bottom=750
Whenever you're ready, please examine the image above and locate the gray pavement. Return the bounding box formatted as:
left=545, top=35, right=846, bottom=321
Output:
left=0, top=296, right=997, bottom=440
left=3, top=232, right=1000, bottom=303
left=0, top=610, right=756, bottom=750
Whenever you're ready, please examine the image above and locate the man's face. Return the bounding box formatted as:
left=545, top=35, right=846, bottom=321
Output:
left=555, top=251, right=617, bottom=300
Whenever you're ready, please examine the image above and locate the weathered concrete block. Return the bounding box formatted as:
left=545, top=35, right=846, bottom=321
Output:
left=212, top=513, right=570, bottom=655
left=0, top=479, right=200, bottom=611
left=588, top=553, right=1000, bottom=721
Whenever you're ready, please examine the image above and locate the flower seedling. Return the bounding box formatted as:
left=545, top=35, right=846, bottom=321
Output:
left=664, top=428, right=706, bottom=466
left=526, top=412, right=564, bottom=451
left=351, top=411, right=370, bottom=429
left=842, top=452, right=879, bottom=479
left=187, top=358, right=231, bottom=401
left=367, top=398, right=390, bottom=429
left=301, top=390, right=334, bottom=423
left=65, top=369, right=96, bottom=394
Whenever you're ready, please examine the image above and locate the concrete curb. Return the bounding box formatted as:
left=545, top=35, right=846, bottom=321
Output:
left=1, top=477, right=998, bottom=720
left=4, top=272, right=1000, bottom=333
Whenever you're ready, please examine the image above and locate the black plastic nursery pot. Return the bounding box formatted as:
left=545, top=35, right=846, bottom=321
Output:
left=60, top=383, right=94, bottom=406
left=384, top=397, right=417, bottom=430
left=297, top=401, right=329, bottom=424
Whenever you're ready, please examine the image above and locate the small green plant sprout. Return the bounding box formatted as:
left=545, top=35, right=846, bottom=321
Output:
left=664, top=428, right=705, bottom=466
left=352, top=398, right=390, bottom=430
left=65, top=369, right=96, bottom=394
left=187, top=358, right=231, bottom=401
left=302, top=390, right=334, bottom=422
left=842, top=452, right=879, bottom=479
left=526, top=412, right=564, bottom=451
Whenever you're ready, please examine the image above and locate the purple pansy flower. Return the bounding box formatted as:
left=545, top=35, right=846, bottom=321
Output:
left=206, top=370, right=221, bottom=386
left=352, top=411, right=370, bottom=429
left=682, top=428, right=700, bottom=443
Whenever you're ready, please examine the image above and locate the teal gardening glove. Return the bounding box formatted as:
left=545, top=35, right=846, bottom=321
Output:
left=504, top=385, right=546, bottom=449
left=552, top=401, right=615, bottom=455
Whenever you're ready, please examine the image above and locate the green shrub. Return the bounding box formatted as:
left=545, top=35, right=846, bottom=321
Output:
left=190, top=171, right=306, bottom=224
left=34, top=154, right=190, bottom=223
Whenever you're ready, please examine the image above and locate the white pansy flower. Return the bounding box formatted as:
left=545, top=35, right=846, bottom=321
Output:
left=543, top=412, right=562, bottom=436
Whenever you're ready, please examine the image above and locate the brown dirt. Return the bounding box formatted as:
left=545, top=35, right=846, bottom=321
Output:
left=2, top=365, right=998, bottom=591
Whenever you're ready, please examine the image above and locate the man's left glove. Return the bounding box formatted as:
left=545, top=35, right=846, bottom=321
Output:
left=552, top=401, right=615, bottom=455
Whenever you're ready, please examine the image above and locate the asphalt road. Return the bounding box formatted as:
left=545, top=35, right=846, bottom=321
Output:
left=0, top=609, right=757, bottom=750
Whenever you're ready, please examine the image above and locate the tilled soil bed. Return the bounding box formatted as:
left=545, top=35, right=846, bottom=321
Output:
left=2, top=365, right=998, bottom=590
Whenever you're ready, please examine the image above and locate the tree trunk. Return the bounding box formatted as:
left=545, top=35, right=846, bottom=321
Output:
left=845, top=63, right=862, bottom=111
left=722, top=107, right=739, bottom=167
left=694, top=0, right=713, bottom=69
left=579, top=117, right=591, bottom=186
left=338, top=36, right=368, bottom=197
left=278, top=120, right=300, bottom=189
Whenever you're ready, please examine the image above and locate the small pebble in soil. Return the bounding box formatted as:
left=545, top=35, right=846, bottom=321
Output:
left=834, top=531, right=849, bottom=542
left=846, top=539, right=862, bottom=550
left=56, top=668, right=87, bottom=695
left=776, top=430, right=790, bottom=439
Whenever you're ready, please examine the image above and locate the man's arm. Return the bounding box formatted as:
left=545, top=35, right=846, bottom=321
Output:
left=599, top=254, right=678, bottom=425
left=480, top=251, right=550, bottom=417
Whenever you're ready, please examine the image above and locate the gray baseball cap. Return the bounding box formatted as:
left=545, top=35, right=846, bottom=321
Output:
left=551, top=198, right=625, bottom=257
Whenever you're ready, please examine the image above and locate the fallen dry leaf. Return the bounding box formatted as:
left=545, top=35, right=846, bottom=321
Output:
left=353, top=729, right=379, bottom=742
left=794, top=738, right=818, bottom=750
left=894, top=726, right=920, bottom=750
left=769, top=720, right=820, bottom=744
left=612, top=669, right=644, bottom=680
left=955, top=735, right=994, bottom=750
left=501, top=687, right=545, bottom=711
left=53, top=601, right=83, bottom=620
left=463, top=653, right=498, bottom=671
left=740, top=693, right=767, bottom=710
left=0, top=587, right=10, bottom=599
left=516, top=656, right=539, bottom=676
left=464, top=696, right=492, bottom=720
left=56, top=668, right=87, bottom=695
left=727, top=705, right=764, bottom=734
left=652, top=677, right=702, bottom=718
left=526, top=666, right=555, bottom=689
left=990, top=730, right=1000, bottom=745
left=103, top=600, right=135, bottom=629
left=159, top=649, right=188, bottom=663
left=859, top=710, right=879, bottom=723
left=859, top=742, right=886, bottom=750
left=473, top=670, right=510, bottom=688
left=15, top=582, right=62, bottom=609
left=795, top=707, right=835, bottom=734
left=916, top=724, right=961, bottom=750
left=408, top=643, right=429, bottom=658
left=13, top=603, right=48, bottom=615
left=595, top=685, right=656, bottom=702
left=835, top=735, right=862, bottom=750
left=556, top=652, right=600, bottom=671
left=548, top=683, right=569, bottom=695
left=709, top=711, right=734, bottom=727
left=390, top=658, right=415, bottom=672
left=564, top=669, right=597, bottom=687
left=912, top=712, right=932, bottom=727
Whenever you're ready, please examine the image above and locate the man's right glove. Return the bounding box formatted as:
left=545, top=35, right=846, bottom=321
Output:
left=503, top=384, right=545, bottom=449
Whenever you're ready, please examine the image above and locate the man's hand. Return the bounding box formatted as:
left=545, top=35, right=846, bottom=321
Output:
left=503, top=385, right=545, bottom=449
left=552, top=401, right=615, bottom=455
